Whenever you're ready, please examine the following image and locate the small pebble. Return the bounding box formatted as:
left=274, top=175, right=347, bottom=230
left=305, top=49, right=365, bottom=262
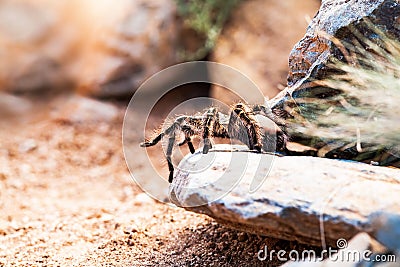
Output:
left=19, top=139, right=37, bottom=153
left=123, top=227, right=138, bottom=235
left=238, top=232, right=247, bottom=242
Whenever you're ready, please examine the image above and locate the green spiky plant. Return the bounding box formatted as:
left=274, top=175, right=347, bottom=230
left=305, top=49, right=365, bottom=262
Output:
left=175, top=0, right=241, bottom=60
left=282, top=23, right=400, bottom=166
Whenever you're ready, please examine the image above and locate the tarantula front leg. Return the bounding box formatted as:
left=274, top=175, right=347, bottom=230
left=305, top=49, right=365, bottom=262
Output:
left=252, top=104, right=288, bottom=152
left=202, top=107, right=216, bottom=154
left=228, top=103, right=263, bottom=152
left=201, top=107, right=230, bottom=154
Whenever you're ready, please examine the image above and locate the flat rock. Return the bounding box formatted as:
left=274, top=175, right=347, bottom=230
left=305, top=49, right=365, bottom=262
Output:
left=170, top=145, right=400, bottom=246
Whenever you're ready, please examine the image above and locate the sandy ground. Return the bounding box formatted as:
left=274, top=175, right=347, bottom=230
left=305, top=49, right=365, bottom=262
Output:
left=0, top=97, right=320, bottom=267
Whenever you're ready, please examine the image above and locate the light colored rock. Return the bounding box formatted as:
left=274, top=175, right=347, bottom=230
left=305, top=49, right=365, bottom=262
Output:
left=76, top=0, right=180, bottom=98
left=371, top=213, right=400, bottom=253
left=51, top=95, right=119, bottom=123
left=210, top=0, right=320, bottom=101
left=282, top=231, right=399, bottom=266
left=0, top=0, right=77, bottom=93
left=18, top=139, right=38, bottom=153
left=0, top=93, right=33, bottom=117
left=170, top=144, right=400, bottom=246
left=0, top=0, right=180, bottom=97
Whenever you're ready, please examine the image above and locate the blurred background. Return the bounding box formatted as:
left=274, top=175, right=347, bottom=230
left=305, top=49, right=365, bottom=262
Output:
left=0, top=0, right=323, bottom=219
left=0, top=0, right=320, bottom=114
left=0, top=1, right=324, bottom=265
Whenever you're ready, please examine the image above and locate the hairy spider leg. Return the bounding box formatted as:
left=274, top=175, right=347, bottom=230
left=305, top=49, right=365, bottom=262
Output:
left=202, top=108, right=218, bottom=154
left=140, top=132, right=165, bottom=147
left=178, top=125, right=196, bottom=154
left=141, top=116, right=199, bottom=151
left=212, top=113, right=230, bottom=139
left=166, top=135, right=175, bottom=183
left=140, top=116, right=203, bottom=183
left=200, top=107, right=232, bottom=154
left=252, top=104, right=288, bottom=151
left=228, top=103, right=262, bottom=152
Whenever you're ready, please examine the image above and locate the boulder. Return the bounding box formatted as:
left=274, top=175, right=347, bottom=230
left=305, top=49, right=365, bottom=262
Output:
left=210, top=0, right=320, bottom=101
left=0, top=0, right=181, bottom=98
left=286, top=0, right=400, bottom=87
left=0, top=0, right=77, bottom=93
left=0, top=93, right=33, bottom=119
left=50, top=95, right=119, bottom=123
left=76, top=0, right=180, bottom=98
left=267, top=0, right=400, bottom=166
left=170, top=145, right=400, bottom=247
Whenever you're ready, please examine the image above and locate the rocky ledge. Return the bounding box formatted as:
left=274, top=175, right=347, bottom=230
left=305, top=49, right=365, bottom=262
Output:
left=169, top=145, right=400, bottom=247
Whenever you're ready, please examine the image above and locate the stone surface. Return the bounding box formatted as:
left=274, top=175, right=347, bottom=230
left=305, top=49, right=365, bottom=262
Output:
left=0, top=0, right=77, bottom=93
left=282, top=232, right=399, bottom=266
left=286, top=0, right=400, bottom=87
left=210, top=0, right=320, bottom=101
left=282, top=233, right=400, bottom=267
left=50, top=95, right=119, bottom=123
left=266, top=0, right=400, bottom=166
left=76, top=0, right=180, bottom=98
left=371, top=213, right=400, bottom=253
left=0, top=0, right=180, bottom=97
left=0, top=93, right=33, bottom=118
left=170, top=144, right=400, bottom=247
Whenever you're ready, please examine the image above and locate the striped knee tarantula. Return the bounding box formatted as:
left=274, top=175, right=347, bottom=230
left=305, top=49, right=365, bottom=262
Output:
left=140, top=103, right=289, bottom=183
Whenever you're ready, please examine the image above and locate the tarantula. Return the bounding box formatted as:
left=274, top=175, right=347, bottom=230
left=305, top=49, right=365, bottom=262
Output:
left=140, top=102, right=288, bottom=183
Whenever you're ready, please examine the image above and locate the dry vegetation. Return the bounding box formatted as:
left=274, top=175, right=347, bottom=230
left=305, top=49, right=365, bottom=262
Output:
left=283, top=24, right=400, bottom=165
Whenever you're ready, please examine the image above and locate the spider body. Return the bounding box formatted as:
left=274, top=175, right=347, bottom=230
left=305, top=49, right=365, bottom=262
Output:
left=141, top=102, right=286, bottom=183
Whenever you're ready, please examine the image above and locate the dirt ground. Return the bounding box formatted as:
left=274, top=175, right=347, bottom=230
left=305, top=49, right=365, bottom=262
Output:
left=0, top=97, right=321, bottom=267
